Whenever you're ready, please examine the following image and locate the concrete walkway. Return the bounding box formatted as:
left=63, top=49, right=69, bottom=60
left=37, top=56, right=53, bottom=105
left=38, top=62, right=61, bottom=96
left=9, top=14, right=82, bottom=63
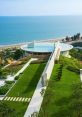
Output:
left=24, top=78, right=46, bottom=117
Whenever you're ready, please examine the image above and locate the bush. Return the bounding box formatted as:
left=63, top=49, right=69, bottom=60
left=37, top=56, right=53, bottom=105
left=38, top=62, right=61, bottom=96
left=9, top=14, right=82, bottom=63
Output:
left=59, top=55, right=82, bottom=69
left=55, top=60, right=59, bottom=64
left=67, top=66, right=80, bottom=74
left=56, top=64, right=63, bottom=81
left=0, top=84, right=11, bottom=95
left=0, top=102, right=17, bottom=117
left=5, top=81, right=15, bottom=84
left=15, top=76, right=19, bottom=80
left=70, top=48, right=82, bottom=61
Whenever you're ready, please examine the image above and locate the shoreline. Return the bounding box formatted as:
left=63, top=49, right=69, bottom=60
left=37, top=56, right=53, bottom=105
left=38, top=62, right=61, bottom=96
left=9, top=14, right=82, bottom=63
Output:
left=0, top=37, right=64, bottom=50
left=0, top=37, right=82, bottom=50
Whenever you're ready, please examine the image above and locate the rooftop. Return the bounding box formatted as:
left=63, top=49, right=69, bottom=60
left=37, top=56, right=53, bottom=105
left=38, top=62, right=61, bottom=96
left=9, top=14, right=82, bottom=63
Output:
left=21, top=42, right=73, bottom=53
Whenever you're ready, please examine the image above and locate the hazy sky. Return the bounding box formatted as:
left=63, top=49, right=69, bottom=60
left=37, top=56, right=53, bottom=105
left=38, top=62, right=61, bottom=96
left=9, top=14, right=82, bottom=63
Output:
left=0, top=0, right=82, bottom=16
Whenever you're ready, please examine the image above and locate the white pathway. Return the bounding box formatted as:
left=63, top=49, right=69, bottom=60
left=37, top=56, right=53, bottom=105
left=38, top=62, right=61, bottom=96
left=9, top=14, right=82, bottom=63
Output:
left=2, top=64, right=10, bottom=70
left=2, top=61, right=17, bottom=70
left=0, top=80, right=5, bottom=87
left=24, top=78, right=46, bottom=117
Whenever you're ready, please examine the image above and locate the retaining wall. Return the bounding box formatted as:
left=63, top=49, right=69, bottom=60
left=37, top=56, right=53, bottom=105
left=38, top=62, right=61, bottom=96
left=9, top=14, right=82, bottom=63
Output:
left=42, top=42, right=61, bottom=86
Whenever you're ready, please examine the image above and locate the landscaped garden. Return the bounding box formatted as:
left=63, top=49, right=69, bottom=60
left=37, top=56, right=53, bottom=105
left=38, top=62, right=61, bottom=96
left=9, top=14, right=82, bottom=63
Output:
left=1, top=47, right=82, bottom=117
left=0, top=56, right=31, bottom=95
left=70, top=48, right=82, bottom=61
left=0, top=82, right=14, bottom=95
left=2, top=55, right=31, bottom=77
left=2, top=62, right=46, bottom=117
left=39, top=56, right=82, bottom=117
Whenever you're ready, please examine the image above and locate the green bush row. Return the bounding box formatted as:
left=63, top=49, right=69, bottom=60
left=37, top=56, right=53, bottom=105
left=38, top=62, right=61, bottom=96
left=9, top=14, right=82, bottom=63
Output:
left=56, top=64, right=63, bottom=81
left=67, top=66, right=80, bottom=74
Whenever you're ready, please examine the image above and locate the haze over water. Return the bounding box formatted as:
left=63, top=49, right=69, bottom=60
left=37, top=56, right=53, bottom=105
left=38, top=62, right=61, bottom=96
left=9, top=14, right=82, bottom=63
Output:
left=0, top=16, right=82, bottom=45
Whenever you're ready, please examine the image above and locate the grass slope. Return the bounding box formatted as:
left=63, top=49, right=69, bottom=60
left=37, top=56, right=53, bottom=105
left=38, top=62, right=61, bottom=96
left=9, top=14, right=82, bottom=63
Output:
left=39, top=64, right=80, bottom=117
left=4, top=63, right=46, bottom=117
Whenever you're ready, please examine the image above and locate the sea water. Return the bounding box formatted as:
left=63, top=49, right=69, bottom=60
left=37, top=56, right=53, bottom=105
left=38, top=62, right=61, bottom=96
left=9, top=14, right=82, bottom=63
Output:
left=0, top=16, right=82, bottom=45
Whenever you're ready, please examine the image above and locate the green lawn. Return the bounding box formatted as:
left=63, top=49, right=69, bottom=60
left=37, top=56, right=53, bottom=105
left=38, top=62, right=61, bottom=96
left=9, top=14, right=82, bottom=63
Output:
left=39, top=64, right=80, bottom=117
left=3, top=63, right=46, bottom=117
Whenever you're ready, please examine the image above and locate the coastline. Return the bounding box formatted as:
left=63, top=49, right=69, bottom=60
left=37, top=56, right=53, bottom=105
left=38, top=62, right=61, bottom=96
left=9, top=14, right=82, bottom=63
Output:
left=0, top=36, right=82, bottom=50
left=0, top=37, right=64, bottom=50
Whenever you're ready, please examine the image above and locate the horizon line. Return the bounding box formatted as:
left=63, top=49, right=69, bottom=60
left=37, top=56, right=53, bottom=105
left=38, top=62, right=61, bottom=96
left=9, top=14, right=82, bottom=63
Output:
left=0, top=14, right=82, bottom=17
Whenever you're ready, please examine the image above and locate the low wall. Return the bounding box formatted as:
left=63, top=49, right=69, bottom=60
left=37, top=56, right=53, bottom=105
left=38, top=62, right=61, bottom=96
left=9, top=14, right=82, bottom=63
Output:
left=41, top=42, right=61, bottom=86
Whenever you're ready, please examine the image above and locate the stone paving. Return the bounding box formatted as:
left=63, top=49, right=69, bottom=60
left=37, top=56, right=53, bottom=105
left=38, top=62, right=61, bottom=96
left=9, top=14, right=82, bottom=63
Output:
left=3, top=97, right=31, bottom=102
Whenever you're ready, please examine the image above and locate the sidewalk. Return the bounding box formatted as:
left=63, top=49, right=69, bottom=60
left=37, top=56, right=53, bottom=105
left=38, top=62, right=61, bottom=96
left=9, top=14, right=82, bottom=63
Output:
left=24, top=78, right=46, bottom=117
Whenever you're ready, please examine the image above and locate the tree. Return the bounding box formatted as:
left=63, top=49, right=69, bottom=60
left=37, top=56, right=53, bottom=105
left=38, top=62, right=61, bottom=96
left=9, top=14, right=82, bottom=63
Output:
left=76, top=33, right=80, bottom=40
left=65, top=36, right=70, bottom=42
left=14, top=49, right=25, bottom=60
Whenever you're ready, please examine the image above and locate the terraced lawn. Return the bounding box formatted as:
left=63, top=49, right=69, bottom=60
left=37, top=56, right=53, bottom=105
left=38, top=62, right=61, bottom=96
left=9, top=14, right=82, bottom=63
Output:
left=3, top=63, right=46, bottom=117
left=39, top=64, right=80, bottom=117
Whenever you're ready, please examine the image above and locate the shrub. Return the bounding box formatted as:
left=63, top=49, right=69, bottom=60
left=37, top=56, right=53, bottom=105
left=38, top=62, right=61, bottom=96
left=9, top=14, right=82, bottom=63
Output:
left=5, top=81, right=15, bottom=84
left=70, top=48, right=82, bottom=61
left=56, top=64, right=63, bottom=81
left=0, top=84, right=11, bottom=95
left=59, top=55, right=82, bottom=69
left=67, top=66, right=80, bottom=74
left=0, top=102, right=17, bottom=117
left=55, top=60, right=59, bottom=64
left=15, top=76, right=19, bottom=80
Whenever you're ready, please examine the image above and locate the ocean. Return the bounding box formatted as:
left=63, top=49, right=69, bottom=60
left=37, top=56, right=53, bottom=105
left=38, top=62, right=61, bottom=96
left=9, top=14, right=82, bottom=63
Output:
left=0, top=16, right=82, bottom=45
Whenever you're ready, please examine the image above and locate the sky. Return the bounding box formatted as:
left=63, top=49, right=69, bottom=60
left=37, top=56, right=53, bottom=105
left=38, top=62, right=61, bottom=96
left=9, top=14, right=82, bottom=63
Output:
left=0, top=0, right=82, bottom=16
